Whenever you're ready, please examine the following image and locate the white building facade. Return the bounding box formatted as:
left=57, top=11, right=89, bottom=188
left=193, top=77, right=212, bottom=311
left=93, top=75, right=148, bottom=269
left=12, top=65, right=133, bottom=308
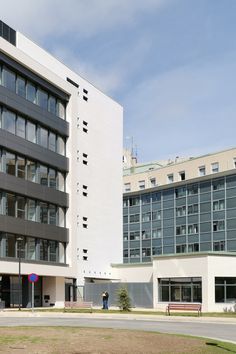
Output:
left=0, top=20, right=123, bottom=307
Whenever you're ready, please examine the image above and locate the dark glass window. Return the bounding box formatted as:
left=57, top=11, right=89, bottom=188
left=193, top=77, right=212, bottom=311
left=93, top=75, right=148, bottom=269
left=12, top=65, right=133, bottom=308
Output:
left=39, top=127, right=48, bottom=147
left=129, top=197, right=140, bottom=206
left=49, top=240, right=58, bottom=262
left=2, top=110, right=16, bottom=134
left=130, top=231, right=140, bottom=240
left=130, top=214, right=140, bottom=223
left=48, top=132, right=56, bottom=152
left=57, top=99, right=65, bottom=119
left=5, top=233, right=16, bottom=257
left=175, top=187, right=186, bottom=198
left=187, top=184, right=198, bottom=195
left=27, top=199, right=36, bottom=221
left=152, top=192, right=161, bottom=202
left=27, top=121, right=36, bottom=143
left=37, top=89, right=48, bottom=110
left=57, top=136, right=65, bottom=155
left=2, top=66, right=16, bottom=91
left=39, top=202, right=48, bottom=224
left=26, top=82, right=36, bottom=103
left=159, top=277, right=202, bottom=302
left=16, top=76, right=26, bottom=98
left=27, top=160, right=36, bottom=182
left=17, top=156, right=25, bottom=179
left=17, top=196, right=25, bottom=219
left=39, top=165, right=48, bottom=186
left=48, top=168, right=56, bottom=189
left=16, top=116, right=26, bottom=138
left=142, top=194, right=150, bottom=204
left=40, top=239, right=48, bottom=261
left=6, top=152, right=15, bottom=175
left=49, top=204, right=56, bottom=225
left=48, top=96, right=56, bottom=115
left=6, top=193, right=15, bottom=216
left=215, top=277, right=236, bottom=303
left=213, top=179, right=224, bottom=191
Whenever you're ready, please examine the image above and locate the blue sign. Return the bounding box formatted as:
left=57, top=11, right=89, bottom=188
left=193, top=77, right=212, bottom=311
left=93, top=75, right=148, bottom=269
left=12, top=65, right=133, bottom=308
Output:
left=28, top=273, right=39, bottom=283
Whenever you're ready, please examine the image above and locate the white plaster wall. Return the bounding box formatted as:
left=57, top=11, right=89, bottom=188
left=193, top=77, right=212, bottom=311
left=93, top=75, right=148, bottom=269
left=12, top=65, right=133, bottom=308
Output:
left=0, top=260, right=74, bottom=278
left=112, top=264, right=153, bottom=283
left=74, top=85, right=123, bottom=285
left=43, top=277, right=65, bottom=308
left=17, top=32, right=123, bottom=286
left=207, top=256, right=236, bottom=312
left=152, top=255, right=209, bottom=311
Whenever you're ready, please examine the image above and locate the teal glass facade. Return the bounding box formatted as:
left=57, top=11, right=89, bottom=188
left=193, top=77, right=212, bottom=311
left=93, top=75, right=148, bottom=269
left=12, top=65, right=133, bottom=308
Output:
left=123, top=173, right=236, bottom=263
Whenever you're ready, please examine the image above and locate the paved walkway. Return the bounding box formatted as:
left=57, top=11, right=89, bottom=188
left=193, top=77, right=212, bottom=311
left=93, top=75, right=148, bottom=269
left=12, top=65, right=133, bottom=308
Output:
left=1, top=308, right=236, bottom=324
left=0, top=309, right=236, bottom=343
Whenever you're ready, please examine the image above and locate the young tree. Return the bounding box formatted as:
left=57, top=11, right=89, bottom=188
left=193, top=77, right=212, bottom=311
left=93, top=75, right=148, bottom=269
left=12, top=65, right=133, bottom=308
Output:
left=117, top=287, right=132, bottom=311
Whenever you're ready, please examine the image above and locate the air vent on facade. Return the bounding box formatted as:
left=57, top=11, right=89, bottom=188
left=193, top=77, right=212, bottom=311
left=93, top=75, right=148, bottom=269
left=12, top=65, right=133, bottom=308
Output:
left=66, top=77, right=79, bottom=88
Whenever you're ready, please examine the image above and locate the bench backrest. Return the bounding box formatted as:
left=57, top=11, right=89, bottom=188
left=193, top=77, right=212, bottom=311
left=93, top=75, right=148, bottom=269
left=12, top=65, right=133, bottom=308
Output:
left=168, top=303, right=201, bottom=309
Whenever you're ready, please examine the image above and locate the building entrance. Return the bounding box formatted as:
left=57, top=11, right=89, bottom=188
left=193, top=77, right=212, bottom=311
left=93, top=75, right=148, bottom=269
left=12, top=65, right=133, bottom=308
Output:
left=0, top=274, right=42, bottom=308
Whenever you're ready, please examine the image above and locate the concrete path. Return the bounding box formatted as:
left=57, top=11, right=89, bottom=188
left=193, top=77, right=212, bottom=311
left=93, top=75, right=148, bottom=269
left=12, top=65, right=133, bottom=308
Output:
left=0, top=310, right=236, bottom=343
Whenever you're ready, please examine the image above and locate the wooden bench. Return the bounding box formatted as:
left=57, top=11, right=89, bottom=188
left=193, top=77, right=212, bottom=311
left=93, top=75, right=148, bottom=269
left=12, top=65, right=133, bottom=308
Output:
left=166, top=303, right=202, bottom=316
left=64, top=301, right=93, bottom=313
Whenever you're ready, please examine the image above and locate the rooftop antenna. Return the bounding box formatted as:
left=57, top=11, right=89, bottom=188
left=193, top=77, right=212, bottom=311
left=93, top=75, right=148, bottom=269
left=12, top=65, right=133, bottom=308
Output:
left=134, top=144, right=138, bottom=160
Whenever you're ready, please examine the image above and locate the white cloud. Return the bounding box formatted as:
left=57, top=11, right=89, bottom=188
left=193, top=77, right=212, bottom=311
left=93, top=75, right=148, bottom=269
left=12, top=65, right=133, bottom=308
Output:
left=1, top=0, right=167, bottom=96
left=123, top=51, right=236, bottom=161
left=1, top=0, right=167, bottom=40
left=51, top=32, right=153, bottom=95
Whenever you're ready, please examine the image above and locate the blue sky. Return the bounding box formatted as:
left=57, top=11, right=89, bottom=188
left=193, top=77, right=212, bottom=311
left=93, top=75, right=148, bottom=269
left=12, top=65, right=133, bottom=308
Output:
left=2, top=0, right=236, bottom=162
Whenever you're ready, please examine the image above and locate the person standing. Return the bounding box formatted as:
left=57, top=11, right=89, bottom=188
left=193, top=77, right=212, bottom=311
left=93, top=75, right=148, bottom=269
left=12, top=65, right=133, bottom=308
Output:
left=104, top=291, right=109, bottom=310
left=102, top=291, right=106, bottom=309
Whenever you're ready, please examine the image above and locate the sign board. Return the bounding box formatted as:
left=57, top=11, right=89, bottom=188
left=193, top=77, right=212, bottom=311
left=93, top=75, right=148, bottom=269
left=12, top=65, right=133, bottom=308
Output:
left=28, top=273, right=39, bottom=283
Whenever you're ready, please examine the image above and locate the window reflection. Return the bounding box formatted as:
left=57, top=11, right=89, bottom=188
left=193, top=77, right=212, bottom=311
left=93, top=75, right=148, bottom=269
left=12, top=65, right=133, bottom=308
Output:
left=48, top=132, right=56, bottom=152
left=39, top=165, right=48, bottom=186
left=0, top=105, right=66, bottom=156
left=26, top=82, right=36, bottom=103
left=16, top=116, right=26, bottom=138
left=57, top=100, right=65, bottom=119
left=0, top=65, right=66, bottom=119
left=2, top=110, right=16, bottom=134
left=37, top=89, right=48, bottom=110
left=0, top=148, right=65, bottom=192
left=0, top=234, right=65, bottom=263
left=17, top=156, right=25, bottom=179
left=27, top=121, right=36, bottom=143
left=48, top=96, right=56, bottom=115
left=40, top=239, right=48, bottom=261
left=6, top=152, right=15, bottom=175
left=27, top=237, right=36, bottom=260
left=27, top=160, right=36, bottom=182
left=49, top=204, right=56, bottom=225
left=16, top=196, right=25, bottom=219
left=2, top=67, right=16, bottom=92
left=6, top=193, right=15, bottom=217
left=38, top=127, right=48, bottom=147
left=39, top=202, right=48, bottom=224
left=27, top=199, right=36, bottom=221
left=16, top=76, right=26, bottom=98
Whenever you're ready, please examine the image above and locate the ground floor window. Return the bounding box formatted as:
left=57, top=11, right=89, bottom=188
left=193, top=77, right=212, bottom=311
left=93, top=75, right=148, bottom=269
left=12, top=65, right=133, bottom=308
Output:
left=0, top=274, right=42, bottom=308
left=158, top=277, right=202, bottom=302
left=215, top=277, right=236, bottom=303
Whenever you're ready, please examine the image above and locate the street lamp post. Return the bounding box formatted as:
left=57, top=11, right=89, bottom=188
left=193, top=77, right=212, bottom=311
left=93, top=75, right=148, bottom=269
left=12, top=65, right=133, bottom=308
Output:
left=17, top=237, right=23, bottom=311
